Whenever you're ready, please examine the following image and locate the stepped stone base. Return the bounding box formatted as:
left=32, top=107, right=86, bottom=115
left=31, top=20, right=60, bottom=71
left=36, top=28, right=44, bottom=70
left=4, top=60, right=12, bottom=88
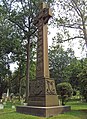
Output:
left=16, top=105, right=71, bottom=117
left=16, top=79, right=71, bottom=117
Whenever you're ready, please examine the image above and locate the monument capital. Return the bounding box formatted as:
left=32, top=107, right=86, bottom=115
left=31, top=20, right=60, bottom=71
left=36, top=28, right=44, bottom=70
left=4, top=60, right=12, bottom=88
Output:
left=34, top=2, right=52, bottom=25
left=40, top=2, right=48, bottom=9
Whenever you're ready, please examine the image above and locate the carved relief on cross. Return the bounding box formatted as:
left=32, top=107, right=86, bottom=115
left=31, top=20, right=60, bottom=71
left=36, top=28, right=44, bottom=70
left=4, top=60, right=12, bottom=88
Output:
left=34, top=2, right=52, bottom=79
left=34, top=2, right=52, bottom=25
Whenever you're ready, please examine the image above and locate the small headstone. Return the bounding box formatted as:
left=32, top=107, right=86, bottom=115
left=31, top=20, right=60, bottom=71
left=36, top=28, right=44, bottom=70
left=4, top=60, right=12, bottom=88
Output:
left=21, top=100, right=24, bottom=105
left=12, top=105, right=15, bottom=109
left=10, top=93, right=14, bottom=100
left=2, top=93, right=7, bottom=99
left=3, top=102, right=6, bottom=105
left=0, top=104, right=4, bottom=109
left=0, top=99, right=3, bottom=103
left=23, top=103, right=27, bottom=106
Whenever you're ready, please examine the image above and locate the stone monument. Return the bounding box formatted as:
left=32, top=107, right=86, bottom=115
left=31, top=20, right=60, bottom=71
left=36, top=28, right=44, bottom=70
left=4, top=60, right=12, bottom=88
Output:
left=16, top=2, right=71, bottom=117
left=28, top=2, right=59, bottom=107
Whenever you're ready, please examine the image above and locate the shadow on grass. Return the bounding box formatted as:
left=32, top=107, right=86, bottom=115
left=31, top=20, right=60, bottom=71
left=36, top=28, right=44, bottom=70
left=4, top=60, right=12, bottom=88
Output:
left=77, top=109, right=87, bottom=113
left=65, top=109, right=87, bottom=119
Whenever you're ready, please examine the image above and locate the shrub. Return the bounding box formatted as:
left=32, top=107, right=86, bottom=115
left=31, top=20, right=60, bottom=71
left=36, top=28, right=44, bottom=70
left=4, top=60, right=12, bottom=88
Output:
left=56, top=82, right=73, bottom=105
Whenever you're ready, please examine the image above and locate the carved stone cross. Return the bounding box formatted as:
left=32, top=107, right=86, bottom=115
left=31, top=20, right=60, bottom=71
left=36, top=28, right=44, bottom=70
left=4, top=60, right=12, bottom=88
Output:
left=16, top=3, right=70, bottom=117
left=34, top=2, right=52, bottom=79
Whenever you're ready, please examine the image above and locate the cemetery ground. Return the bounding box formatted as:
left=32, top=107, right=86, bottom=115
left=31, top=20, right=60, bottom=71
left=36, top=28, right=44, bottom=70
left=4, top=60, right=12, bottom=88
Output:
left=0, top=99, right=87, bottom=119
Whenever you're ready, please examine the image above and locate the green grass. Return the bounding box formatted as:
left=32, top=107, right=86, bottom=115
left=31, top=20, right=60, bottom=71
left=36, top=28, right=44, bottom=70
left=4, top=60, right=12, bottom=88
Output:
left=0, top=100, right=87, bottom=119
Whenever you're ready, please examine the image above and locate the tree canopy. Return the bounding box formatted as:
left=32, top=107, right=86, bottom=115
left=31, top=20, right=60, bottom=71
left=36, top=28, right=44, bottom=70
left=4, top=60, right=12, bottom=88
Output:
left=53, top=0, right=87, bottom=57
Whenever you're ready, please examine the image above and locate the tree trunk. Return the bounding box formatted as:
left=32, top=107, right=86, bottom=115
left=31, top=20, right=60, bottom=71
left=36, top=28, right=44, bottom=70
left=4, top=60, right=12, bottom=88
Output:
left=0, top=79, right=2, bottom=99
left=62, top=97, right=65, bottom=106
left=0, top=91, right=2, bottom=99
left=25, top=37, right=30, bottom=103
left=86, top=42, right=87, bottom=58
left=18, top=63, right=21, bottom=101
left=82, top=18, right=87, bottom=58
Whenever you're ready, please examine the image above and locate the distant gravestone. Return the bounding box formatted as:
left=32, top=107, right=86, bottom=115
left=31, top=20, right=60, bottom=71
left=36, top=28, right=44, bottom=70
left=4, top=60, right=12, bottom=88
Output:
left=12, top=105, right=15, bottom=109
left=0, top=104, right=4, bottom=109
left=2, top=93, right=7, bottom=101
left=16, top=2, right=71, bottom=117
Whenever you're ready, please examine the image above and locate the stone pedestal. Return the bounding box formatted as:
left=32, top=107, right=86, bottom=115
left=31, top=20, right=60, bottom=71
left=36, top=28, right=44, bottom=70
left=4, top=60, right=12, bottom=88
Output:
left=16, top=105, right=71, bottom=117
left=16, top=79, right=71, bottom=117
left=28, top=79, right=59, bottom=107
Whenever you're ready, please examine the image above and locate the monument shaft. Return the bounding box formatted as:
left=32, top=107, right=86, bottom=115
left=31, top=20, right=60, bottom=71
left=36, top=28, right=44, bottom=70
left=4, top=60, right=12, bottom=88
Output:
left=35, top=3, right=52, bottom=79
left=36, top=21, right=49, bottom=78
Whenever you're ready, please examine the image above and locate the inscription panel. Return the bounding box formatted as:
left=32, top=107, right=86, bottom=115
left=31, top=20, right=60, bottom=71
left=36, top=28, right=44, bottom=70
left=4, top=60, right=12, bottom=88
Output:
left=36, top=20, right=44, bottom=77
left=37, top=58, right=43, bottom=63
left=37, top=41, right=42, bottom=47
left=38, top=31, right=43, bottom=37
left=29, top=80, right=45, bottom=96
left=37, top=44, right=43, bottom=50
left=38, top=21, right=43, bottom=27
left=38, top=23, right=43, bottom=30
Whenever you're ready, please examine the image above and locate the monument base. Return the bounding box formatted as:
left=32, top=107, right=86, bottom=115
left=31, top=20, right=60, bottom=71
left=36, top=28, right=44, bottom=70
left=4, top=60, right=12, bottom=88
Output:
left=16, top=105, right=71, bottom=117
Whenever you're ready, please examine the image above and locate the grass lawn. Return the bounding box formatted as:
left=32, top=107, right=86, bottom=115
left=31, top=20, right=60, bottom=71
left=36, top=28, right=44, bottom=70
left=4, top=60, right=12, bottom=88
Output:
left=0, top=100, right=87, bottom=119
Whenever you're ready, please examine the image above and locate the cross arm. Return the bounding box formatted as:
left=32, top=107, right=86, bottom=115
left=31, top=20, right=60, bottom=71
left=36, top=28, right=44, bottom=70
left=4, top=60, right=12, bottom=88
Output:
left=34, top=7, right=52, bottom=25
left=43, top=8, right=52, bottom=24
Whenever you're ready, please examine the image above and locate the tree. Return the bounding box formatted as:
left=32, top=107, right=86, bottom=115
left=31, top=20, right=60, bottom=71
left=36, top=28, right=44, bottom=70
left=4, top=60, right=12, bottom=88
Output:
left=1, top=0, right=38, bottom=102
left=0, top=78, right=7, bottom=99
left=78, top=58, right=87, bottom=102
left=56, top=82, right=73, bottom=105
left=49, top=37, right=75, bottom=83
left=64, top=58, right=82, bottom=90
left=54, top=0, right=87, bottom=57
left=10, top=69, right=26, bottom=98
left=10, top=40, right=36, bottom=100
left=0, top=5, right=27, bottom=99
left=0, top=6, right=17, bottom=98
